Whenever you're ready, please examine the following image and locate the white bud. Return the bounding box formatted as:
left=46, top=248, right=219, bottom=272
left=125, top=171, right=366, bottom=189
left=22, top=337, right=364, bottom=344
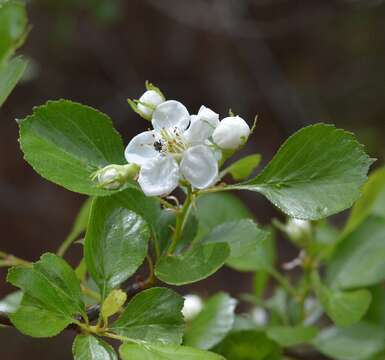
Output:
left=98, top=167, right=121, bottom=190
left=137, top=90, right=164, bottom=118
left=182, top=294, right=203, bottom=321
left=95, top=163, right=140, bottom=190
left=286, top=218, right=312, bottom=244
left=251, top=307, right=268, bottom=326
left=212, top=116, right=250, bottom=150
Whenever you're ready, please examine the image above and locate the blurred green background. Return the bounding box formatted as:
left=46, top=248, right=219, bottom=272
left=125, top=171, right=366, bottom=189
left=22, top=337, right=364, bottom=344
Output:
left=0, top=0, right=384, bottom=358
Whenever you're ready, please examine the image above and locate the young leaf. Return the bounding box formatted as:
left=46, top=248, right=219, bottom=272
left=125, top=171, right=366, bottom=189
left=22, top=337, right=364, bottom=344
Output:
left=0, top=56, right=27, bottom=106
left=85, top=196, right=150, bottom=298
left=19, top=100, right=128, bottom=196
left=184, top=292, right=237, bottom=350
left=201, top=219, right=269, bottom=271
left=266, top=325, right=318, bottom=347
left=313, top=322, right=385, bottom=360
left=213, top=330, right=280, bottom=360
left=327, top=216, right=385, bottom=289
left=223, top=154, right=261, bottom=181
left=119, top=343, right=225, bottom=360
left=73, top=335, right=117, bottom=360
left=101, top=289, right=127, bottom=321
left=343, top=166, right=385, bottom=236
left=315, top=280, right=371, bottom=327
left=232, top=124, right=373, bottom=220
left=155, top=243, right=230, bottom=285
left=0, top=0, right=28, bottom=64
left=111, top=287, right=184, bottom=344
left=7, top=253, right=85, bottom=337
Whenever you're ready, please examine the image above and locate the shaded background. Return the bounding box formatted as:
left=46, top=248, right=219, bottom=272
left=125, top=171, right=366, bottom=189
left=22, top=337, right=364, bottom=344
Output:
left=1, top=0, right=385, bottom=358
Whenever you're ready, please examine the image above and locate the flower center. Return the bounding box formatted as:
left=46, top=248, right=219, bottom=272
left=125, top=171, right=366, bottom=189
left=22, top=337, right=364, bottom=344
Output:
left=154, top=127, right=187, bottom=155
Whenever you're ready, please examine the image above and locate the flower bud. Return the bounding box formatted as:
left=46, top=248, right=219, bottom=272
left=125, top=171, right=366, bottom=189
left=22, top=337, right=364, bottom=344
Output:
left=182, top=294, right=203, bottom=321
left=286, top=218, right=312, bottom=246
left=137, top=90, right=165, bottom=118
left=251, top=306, right=268, bottom=326
left=212, top=116, right=250, bottom=150
left=94, top=163, right=140, bottom=190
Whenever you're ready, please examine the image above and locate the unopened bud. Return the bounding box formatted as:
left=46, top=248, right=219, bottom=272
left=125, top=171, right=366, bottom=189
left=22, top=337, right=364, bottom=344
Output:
left=137, top=90, right=164, bottom=117
left=182, top=294, right=203, bottom=321
left=94, top=163, right=140, bottom=190
left=128, top=82, right=165, bottom=120
left=286, top=218, right=312, bottom=246
left=212, top=116, right=250, bottom=150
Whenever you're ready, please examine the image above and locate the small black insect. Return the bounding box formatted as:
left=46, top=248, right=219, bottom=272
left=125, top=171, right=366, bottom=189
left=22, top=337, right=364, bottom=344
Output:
left=153, top=140, right=163, bottom=152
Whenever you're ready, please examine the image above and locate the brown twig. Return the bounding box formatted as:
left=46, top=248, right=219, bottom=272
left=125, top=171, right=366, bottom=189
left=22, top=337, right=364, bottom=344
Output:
left=0, top=277, right=154, bottom=331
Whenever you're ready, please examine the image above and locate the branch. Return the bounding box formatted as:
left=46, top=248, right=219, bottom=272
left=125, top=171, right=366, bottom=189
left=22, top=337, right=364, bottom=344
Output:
left=0, top=278, right=153, bottom=331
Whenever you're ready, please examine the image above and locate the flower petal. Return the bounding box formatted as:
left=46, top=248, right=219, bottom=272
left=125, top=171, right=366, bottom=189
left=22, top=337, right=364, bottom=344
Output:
left=184, top=105, right=219, bottom=145
left=138, top=156, right=180, bottom=196
left=180, top=145, right=218, bottom=189
left=152, top=100, right=190, bottom=132
left=124, top=131, right=159, bottom=166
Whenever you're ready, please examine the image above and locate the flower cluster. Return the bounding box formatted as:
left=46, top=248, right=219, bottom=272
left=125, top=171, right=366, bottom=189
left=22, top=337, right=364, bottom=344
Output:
left=99, top=83, right=251, bottom=197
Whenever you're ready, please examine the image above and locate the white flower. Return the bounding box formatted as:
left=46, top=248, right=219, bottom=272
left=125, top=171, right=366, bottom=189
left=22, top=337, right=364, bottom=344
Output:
left=137, top=90, right=164, bottom=118
left=125, top=100, right=220, bottom=196
left=182, top=294, right=203, bottom=321
left=212, top=116, right=250, bottom=149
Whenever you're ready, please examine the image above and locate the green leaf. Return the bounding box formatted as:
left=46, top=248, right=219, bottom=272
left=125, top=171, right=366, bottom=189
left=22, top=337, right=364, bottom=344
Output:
left=327, top=216, right=385, bottom=289
left=213, top=330, right=279, bottom=360
left=365, top=286, right=385, bottom=326
left=0, top=290, right=22, bottom=313
left=313, top=322, right=385, bottom=360
left=155, top=210, right=198, bottom=255
left=120, top=343, right=225, bottom=360
left=266, top=325, right=318, bottom=347
left=57, top=197, right=92, bottom=256
left=343, top=167, right=385, bottom=236
left=310, top=219, right=339, bottom=260
left=250, top=228, right=276, bottom=271
left=184, top=292, right=237, bottom=350
left=0, top=0, right=28, bottom=64
left=113, top=188, right=161, bottom=233
left=201, top=219, right=269, bottom=271
left=195, top=193, right=252, bottom=239
left=73, top=335, right=117, bottom=360
left=315, top=279, right=371, bottom=327
left=9, top=293, right=74, bottom=337
left=224, top=154, right=261, bottom=181
left=111, top=287, right=184, bottom=344
left=155, top=243, right=230, bottom=285
left=85, top=196, right=150, bottom=298
left=0, top=56, right=27, bottom=106
left=19, top=100, right=128, bottom=196
left=233, top=124, right=373, bottom=220
left=7, top=253, right=85, bottom=337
